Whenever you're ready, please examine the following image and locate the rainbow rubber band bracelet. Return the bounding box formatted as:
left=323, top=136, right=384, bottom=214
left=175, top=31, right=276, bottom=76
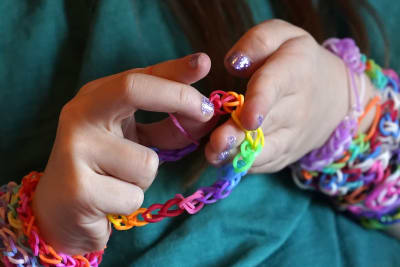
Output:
left=107, top=90, right=265, bottom=231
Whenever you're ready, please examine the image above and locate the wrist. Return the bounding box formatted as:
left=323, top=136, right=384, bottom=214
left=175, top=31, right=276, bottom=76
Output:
left=293, top=38, right=400, bottom=234
left=0, top=172, right=105, bottom=266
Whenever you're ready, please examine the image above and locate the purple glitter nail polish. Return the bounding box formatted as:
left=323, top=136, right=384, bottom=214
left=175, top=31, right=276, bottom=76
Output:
left=218, top=136, right=236, bottom=161
left=189, top=53, right=200, bottom=68
left=226, top=52, right=251, bottom=71
left=257, top=115, right=264, bottom=128
left=201, top=97, right=214, bottom=116
left=226, top=136, right=236, bottom=150
left=218, top=150, right=230, bottom=161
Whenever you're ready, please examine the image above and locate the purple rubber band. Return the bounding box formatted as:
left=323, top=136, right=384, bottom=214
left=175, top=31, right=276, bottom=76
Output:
left=300, top=38, right=365, bottom=171
left=149, top=113, right=200, bottom=162
left=153, top=143, right=198, bottom=162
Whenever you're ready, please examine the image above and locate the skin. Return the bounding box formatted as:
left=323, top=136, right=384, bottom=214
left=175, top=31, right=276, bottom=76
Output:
left=33, top=19, right=383, bottom=255
left=206, top=19, right=376, bottom=173
left=33, top=53, right=216, bottom=254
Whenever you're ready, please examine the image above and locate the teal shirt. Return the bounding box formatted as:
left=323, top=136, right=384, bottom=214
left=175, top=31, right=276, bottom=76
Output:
left=1, top=1, right=400, bottom=266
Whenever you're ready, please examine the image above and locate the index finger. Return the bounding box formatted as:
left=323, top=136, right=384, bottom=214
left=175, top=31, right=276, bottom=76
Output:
left=79, top=73, right=215, bottom=126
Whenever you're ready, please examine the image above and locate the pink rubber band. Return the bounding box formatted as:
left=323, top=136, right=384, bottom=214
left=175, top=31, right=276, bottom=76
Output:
left=168, top=113, right=200, bottom=145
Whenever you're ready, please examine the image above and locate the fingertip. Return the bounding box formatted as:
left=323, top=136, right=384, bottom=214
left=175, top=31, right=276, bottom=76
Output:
left=241, top=113, right=264, bottom=131
left=200, top=96, right=215, bottom=121
left=204, top=142, right=219, bottom=165
left=206, top=121, right=244, bottom=164
left=205, top=140, right=238, bottom=166
left=208, top=126, right=226, bottom=154
left=208, top=123, right=226, bottom=151
left=192, top=53, right=211, bottom=71
left=240, top=99, right=265, bottom=130
left=149, top=52, right=211, bottom=85
left=187, top=52, right=211, bottom=80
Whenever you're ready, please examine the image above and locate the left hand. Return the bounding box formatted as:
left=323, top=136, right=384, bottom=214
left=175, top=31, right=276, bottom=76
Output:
left=205, top=19, right=375, bottom=173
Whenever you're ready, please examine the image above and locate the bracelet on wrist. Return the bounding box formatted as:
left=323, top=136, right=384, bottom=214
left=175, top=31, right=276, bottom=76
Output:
left=293, top=38, right=400, bottom=230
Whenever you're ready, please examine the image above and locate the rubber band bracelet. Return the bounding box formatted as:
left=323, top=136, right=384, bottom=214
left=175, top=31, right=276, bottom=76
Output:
left=292, top=38, right=400, bottom=229
left=0, top=90, right=264, bottom=266
left=107, top=90, right=264, bottom=231
left=0, top=172, right=104, bottom=267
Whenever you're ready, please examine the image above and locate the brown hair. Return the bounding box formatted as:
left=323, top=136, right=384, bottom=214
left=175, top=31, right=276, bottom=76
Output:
left=165, top=0, right=388, bottom=185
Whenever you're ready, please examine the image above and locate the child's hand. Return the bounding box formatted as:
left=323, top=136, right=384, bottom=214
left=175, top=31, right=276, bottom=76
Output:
left=206, top=19, right=375, bottom=172
left=33, top=53, right=215, bottom=254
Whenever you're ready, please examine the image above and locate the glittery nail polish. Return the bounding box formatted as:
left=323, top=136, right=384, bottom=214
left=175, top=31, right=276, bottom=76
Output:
left=217, top=150, right=230, bottom=161
left=189, top=53, right=201, bottom=68
left=226, top=136, right=236, bottom=150
left=217, top=136, right=236, bottom=161
left=226, top=52, right=252, bottom=71
left=257, top=115, right=264, bottom=128
left=201, top=96, right=214, bottom=116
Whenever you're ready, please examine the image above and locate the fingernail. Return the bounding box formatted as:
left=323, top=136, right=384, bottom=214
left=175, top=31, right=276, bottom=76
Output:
left=201, top=96, right=214, bottom=116
left=226, top=136, right=236, bottom=150
left=226, top=52, right=252, bottom=71
left=246, top=115, right=264, bottom=131
left=189, top=53, right=201, bottom=68
left=218, top=136, right=236, bottom=161
left=257, top=115, right=264, bottom=128
left=218, top=150, right=230, bottom=161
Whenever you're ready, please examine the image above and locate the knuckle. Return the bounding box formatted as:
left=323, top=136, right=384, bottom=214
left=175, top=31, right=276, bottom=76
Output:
left=267, top=18, right=290, bottom=28
left=58, top=106, right=87, bottom=155
left=178, top=85, right=192, bottom=106
left=59, top=98, right=88, bottom=129
left=247, top=26, right=272, bottom=52
left=267, top=19, right=306, bottom=34
left=59, top=100, right=77, bottom=125
left=121, top=73, right=141, bottom=104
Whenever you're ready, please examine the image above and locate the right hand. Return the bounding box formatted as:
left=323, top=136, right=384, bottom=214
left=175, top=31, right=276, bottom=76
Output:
left=33, top=53, right=215, bottom=255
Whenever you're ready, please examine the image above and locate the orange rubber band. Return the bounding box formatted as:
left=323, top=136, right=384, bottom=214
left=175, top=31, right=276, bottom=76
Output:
left=365, top=104, right=381, bottom=141
left=302, top=170, right=313, bottom=180
left=74, top=255, right=90, bottom=267
left=108, top=208, right=150, bottom=230
left=337, top=152, right=350, bottom=164
left=358, top=96, right=380, bottom=125
left=127, top=208, right=150, bottom=227
left=344, top=185, right=368, bottom=204
left=39, top=251, right=62, bottom=265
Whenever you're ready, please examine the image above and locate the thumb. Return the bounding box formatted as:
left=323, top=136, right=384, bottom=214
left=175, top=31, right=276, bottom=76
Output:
left=224, top=19, right=306, bottom=78
left=224, top=20, right=309, bottom=130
